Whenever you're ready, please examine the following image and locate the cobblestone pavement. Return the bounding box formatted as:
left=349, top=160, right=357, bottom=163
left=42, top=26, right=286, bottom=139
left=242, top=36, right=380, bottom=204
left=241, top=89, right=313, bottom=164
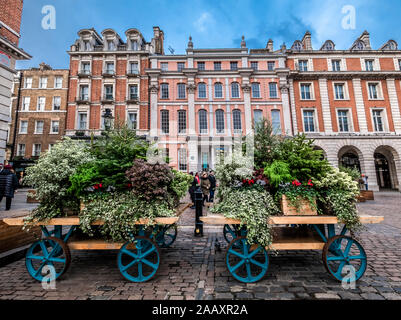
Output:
left=0, top=192, right=400, bottom=300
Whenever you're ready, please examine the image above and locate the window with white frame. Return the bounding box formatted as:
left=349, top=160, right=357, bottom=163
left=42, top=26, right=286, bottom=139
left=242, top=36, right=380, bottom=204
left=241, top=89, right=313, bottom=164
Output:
left=37, top=97, right=45, bottom=111
left=332, top=60, right=341, bottom=71
left=198, top=83, right=206, bottom=98
left=129, top=85, right=138, bottom=100
left=214, top=62, right=221, bottom=71
left=178, top=110, right=186, bottom=134
left=160, top=83, right=169, bottom=99
left=48, top=144, right=54, bottom=152
left=398, top=59, right=401, bottom=71
left=24, top=77, right=32, bottom=88
left=267, top=61, right=275, bottom=71
left=178, top=148, right=187, bottom=171
left=372, top=109, right=385, bottom=132
left=334, top=83, right=345, bottom=100
left=17, top=144, right=25, bottom=156
left=78, top=113, right=87, bottom=130
left=160, top=110, right=169, bottom=134
left=53, top=96, right=61, bottom=110
left=231, top=82, right=240, bottom=98
left=177, top=83, right=186, bottom=99
left=271, top=110, right=281, bottom=133
left=199, top=109, right=208, bottom=133
left=232, top=109, right=242, bottom=133
left=230, top=61, right=238, bottom=71
left=54, top=76, right=63, bottom=88
left=128, top=112, right=137, bottom=130
left=33, top=144, right=41, bottom=157
left=19, top=120, right=28, bottom=134
left=82, top=62, right=91, bottom=74
left=131, top=40, right=138, bottom=50
left=368, top=83, right=380, bottom=99
left=303, top=110, right=316, bottom=132
left=104, top=85, right=113, bottom=100
left=177, top=62, right=185, bottom=72
left=22, top=97, right=30, bottom=111
left=107, top=40, right=115, bottom=51
left=39, top=77, right=47, bottom=89
left=251, top=83, right=260, bottom=98
left=269, top=82, right=278, bottom=98
left=337, top=110, right=350, bottom=132
left=80, top=85, right=89, bottom=100
left=365, top=60, right=374, bottom=71
left=51, top=120, right=59, bottom=134
left=214, top=83, right=223, bottom=98
left=300, top=83, right=312, bottom=100
left=197, top=62, right=205, bottom=70
left=251, top=61, right=258, bottom=71
left=83, top=40, right=91, bottom=51
left=215, top=109, right=225, bottom=133
left=298, top=60, right=308, bottom=71
left=161, top=63, right=168, bottom=71
left=105, top=62, right=114, bottom=74
left=253, top=110, right=263, bottom=126
left=35, top=120, right=44, bottom=134
left=129, top=62, right=139, bottom=74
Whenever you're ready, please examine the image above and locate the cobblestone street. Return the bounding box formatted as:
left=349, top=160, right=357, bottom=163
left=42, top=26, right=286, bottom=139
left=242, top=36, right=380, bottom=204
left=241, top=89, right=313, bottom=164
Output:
left=0, top=192, right=400, bottom=300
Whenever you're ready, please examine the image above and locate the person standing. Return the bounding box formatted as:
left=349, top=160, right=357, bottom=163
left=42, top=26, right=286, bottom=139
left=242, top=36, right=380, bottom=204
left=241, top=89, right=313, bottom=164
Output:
left=0, top=164, right=19, bottom=210
left=362, top=174, right=369, bottom=191
left=200, top=171, right=211, bottom=206
left=189, top=172, right=200, bottom=209
left=208, top=170, right=216, bottom=202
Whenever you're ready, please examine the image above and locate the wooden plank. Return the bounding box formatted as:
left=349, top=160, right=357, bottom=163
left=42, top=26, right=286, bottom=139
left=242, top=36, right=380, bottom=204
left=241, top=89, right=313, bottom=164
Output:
left=268, top=227, right=325, bottom=251
left=67, top=239, right=128, bottom=250
left=201, top=214, right=384, bottom=225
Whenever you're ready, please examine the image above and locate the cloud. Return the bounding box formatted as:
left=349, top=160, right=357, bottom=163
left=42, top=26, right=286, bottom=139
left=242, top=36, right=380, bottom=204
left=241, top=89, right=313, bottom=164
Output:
left=194, top=12, right=213, bottom=33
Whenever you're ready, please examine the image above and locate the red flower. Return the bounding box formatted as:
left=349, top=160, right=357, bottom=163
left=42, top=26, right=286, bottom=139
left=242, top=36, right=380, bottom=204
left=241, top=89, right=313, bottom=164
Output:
left=93, top=185, right=98, bottom=189
left=250, top=179, right=255, bottom=184
left=99, top=183, right=103, bottom=188
left=307, top=179, right=313, bottom=187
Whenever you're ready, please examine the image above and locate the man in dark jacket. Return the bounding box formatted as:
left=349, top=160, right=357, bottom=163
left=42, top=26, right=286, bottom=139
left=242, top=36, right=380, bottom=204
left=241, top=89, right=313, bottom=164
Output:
left=208, top=170, right=216, bottom=202
left=0, top=165, right=19, bottom=210
left=189, top=172, right=201, bottom=209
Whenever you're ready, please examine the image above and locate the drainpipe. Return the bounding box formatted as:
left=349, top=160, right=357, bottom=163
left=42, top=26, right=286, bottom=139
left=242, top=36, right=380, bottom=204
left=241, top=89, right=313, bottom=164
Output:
left=11, top=72, right=23, bottom=160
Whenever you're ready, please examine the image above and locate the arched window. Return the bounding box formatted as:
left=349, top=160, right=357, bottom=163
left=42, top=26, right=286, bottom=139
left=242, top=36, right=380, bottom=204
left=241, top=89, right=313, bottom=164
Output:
left=322, top=40, right=335, bottom=51
left=352, top=40, right=365, bottom=51
left=198, top=83, right=207, bottom=98
left=214, top=82, right=223, bottom=98
left=199, top=109, right=208, bottom=134
left=216, top=109, right=225, bottom=133
left=292, top=41, right=303, bottom=51
left=232, top=109, right=242, bottom=133
left=231, top=82, right=240, bottom=98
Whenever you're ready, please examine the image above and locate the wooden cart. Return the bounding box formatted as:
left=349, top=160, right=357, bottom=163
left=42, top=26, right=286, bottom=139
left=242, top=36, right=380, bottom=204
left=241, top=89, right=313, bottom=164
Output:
left=201, top=214, right=384, bottom=283
left=2, top=203, right=190, bottom=283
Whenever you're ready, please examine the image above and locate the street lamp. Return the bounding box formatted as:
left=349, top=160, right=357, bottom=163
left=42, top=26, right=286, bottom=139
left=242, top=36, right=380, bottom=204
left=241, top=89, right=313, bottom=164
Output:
left=102, top=108, right=114, bottom=131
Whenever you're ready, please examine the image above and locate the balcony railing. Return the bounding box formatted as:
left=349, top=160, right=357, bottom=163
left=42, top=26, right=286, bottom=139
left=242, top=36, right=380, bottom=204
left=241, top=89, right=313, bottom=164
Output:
left=78, top=70, right=91, bottom=77
left=127, top=70, right=140, bottom=77
left=102, top=94, right=114, bottom=103
left=102, top=70, right=115, bottom=77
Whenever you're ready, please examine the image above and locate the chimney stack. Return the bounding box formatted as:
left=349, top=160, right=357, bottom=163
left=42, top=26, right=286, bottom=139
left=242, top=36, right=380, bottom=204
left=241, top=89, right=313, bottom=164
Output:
left=266, top=39, right=274, bottom=52
left=302, top=31, right=312, bottom=50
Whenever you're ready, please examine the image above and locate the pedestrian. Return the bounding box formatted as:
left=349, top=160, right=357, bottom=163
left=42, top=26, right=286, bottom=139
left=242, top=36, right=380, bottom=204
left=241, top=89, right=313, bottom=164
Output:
left=200, top=171, right=211, bottom=206
left=0, top=164, right=19, bottom=211
left=208, top=170, right=216, bottom=202
left=189, top=172, right=200, bottom=209
left=362, top=174, right=369, bottom=190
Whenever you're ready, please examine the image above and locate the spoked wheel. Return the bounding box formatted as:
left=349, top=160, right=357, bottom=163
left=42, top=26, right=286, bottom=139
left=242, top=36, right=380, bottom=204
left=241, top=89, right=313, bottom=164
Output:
left=322, top=235, right=367, bottom=282
left=25, top=237, right=71, bottom=282
left=156, top=224, right=177, bottom=248
left=226, top=236, right=269, bottom=283
left=223, top=224, right=239, bottom=243
left=117, top=236, right=160, bottom=282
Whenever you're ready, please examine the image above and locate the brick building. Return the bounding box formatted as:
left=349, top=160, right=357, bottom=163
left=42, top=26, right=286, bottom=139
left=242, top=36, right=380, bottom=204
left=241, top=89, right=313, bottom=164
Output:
left=146, top=36, right=291, bottom=171
left=286, top=31, right=401, bottom=191
left=65, top=27, right=164, bottom=138
left=7, top=63, right=69, bottom=174
left=0, top=0, right=31, bottom=163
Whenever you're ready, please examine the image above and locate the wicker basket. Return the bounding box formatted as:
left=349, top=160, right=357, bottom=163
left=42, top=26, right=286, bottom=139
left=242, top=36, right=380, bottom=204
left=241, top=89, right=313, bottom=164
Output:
left=281, top=194, right=317, bottom=216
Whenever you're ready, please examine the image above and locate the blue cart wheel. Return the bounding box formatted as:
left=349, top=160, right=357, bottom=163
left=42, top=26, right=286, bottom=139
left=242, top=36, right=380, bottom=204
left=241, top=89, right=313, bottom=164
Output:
left=223, top=224, right=238, bottom=243
left=117, top=236, right=160, bottom=282
left=25, top=237, right=71, bottom=282
left=322, top=235, right=367, bottom=282
left=226, top=236, right=269, bottom=283
left=156, top=224, right=177, bottom=248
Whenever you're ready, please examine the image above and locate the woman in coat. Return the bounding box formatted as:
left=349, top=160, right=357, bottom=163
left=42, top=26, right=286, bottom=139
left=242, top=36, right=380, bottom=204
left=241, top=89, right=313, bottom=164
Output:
left=200, top=171, right=211, bottom=205
left=0, top=164, right=19, bottom=210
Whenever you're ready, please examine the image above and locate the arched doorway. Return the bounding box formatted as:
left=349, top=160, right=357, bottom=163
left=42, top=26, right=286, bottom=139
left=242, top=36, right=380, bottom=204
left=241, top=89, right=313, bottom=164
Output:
left=374, top=153, right=392, bottom=189
left=313, top=146, right=326, bottom=160
left=339, top=152, right=361, bottom=172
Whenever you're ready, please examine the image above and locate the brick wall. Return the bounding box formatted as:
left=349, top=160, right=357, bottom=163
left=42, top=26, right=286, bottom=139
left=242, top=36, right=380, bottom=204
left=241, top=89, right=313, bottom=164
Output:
left=0, top=0, right=23, bottom=45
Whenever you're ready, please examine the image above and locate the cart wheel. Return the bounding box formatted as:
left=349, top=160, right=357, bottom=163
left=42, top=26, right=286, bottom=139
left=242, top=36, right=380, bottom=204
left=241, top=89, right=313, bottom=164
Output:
left=25, top=237, right=71, bottom=282
left=156, top=224, right=177, bottom=248
left=223, top=224, right=238, bottom=243
left=322, top=235, right=367, bottom=282
left=226, top=236, right=269, bottom=283
left=117, top=236, right=160, bottom=282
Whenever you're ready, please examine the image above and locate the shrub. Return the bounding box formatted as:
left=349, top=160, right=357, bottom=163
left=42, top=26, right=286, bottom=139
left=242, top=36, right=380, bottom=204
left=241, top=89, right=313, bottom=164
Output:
left=264, top=160, right=293, bottom=188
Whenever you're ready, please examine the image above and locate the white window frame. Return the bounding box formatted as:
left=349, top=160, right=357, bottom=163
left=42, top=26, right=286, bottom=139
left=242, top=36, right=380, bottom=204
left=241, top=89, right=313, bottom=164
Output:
left=269, top=82, right=278, bottom=98
left=332, top=82, right=350, bottom=100
left=178, top=110, right=187, bottom=134
left=160, top=109, right=169, bottom=134
left=198, top=83, right=207, bottom=99
left=267, top=61, right=275, bottom=71
left=298, top=60, right=309, bottom=71
left=37, top=97, right=46, bottom=111
left=35, top=120, right=44, bottom=134
left=129, top=61, right=139, bottom=74
left=19, top=120, right=28, bottom=134
left=302, top=108, right=318, bottom=133
left=177, top=62, right=185, bottom=72
left=214, top=62, right=221, bottom=71
left=214, top=83, right=223, bottom=98
left=197, top=62, right=205, bottom=71
left=251, top=83, right=261, bottom=98
left=128, top=84, right=138, bottom=100
left=54, top=76, right=63, bottom=89
left=39, top=77, right=47, bottom=89
left=24, top=77, right=32, bottom=89
left=199, top=109, right=208, bottom=134
left=232, top=109, right=242, bottom=134
left=127, top=112, right=138, bottom=130
left=331, top=59, right=341, bottom=72
left=271, top=109, right=281, bottom=133
left=299, top=82, right=315, bottom=100
left=32, top=144, right=42, bottom=157
left=77, top=112, right=88, bottom=130
left=104, top=61, right=115, bottom=74
left=251, top=61, right=258, bottom=71
left=336, top=108, right=353, bottom=133
left=178, top=148, right=187, bottom=172
left=371, top=108, right=388, bottom=132
left=177, top=83, right=186, bottom=99
left=79, top=85, right=89, bottom=101
left=362, top=58, right=380, bottom=71
left=17, top=144, right=26, bottom=157
left=215, top=109, right=225, bottom=134
left=81, top=61, right=91, bottom=74
left=366, top=81, right=384, bottom=100
left=160, top=62, right=168, bottom=72
left=50, top=120, right=59, bottom=134
left=231, top=82, right=240, bottom=98
left=22, top=97, right=30, bottom=111
left=53, top=96, right=61, bottom=110
left=160, top=83, right=169, bottom=99
left=253, top=109, right=263, bottom=126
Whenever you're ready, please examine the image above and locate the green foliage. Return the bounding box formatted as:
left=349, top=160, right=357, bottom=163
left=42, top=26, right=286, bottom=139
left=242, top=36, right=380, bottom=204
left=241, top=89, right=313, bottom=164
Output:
left=211, top=187, right=280, bottom=247
left=275, top=134, right=330, bottom=183
left=23, top=138, right=94, bottom=221
left=68, top=126, right=149, bottom=197
left=277, top=182, right=319, bottom=213
left=170, top=169, right=193, bottom=206
left=80, top=192, right=175, bottom=242
left=339, top=166, right=361, bottom=182
left=264, top=160, right=293, bottom=187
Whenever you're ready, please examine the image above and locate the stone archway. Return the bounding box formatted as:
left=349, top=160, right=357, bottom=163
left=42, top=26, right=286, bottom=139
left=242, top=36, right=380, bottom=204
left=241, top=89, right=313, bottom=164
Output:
left=374, top=146, right=400, bottom=190
left=338, top=146, right=363, bottom=172
left=312, top=145, right=327, bottom=160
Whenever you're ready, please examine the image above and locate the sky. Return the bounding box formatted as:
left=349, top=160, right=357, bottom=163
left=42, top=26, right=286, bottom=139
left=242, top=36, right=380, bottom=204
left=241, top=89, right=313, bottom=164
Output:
left=16, top=0, right=401, bottom=69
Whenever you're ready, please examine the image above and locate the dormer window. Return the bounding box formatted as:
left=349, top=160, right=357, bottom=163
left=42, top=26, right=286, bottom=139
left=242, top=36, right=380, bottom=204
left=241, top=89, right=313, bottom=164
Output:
left=292, top=41, right=303, bottom=51
left=353, top=40, right=365, bottom=51
left=322, top=40, right=335, bottom=51
left=107, top=40, right=115, bottom=51
left=131, top=40, right=138, bottom=50
left=83, top=40, right=91, bottom=51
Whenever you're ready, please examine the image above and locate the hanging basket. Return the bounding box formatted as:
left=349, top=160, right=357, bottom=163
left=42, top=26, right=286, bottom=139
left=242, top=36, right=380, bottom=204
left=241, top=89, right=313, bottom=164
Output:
left=281, top=194, right=317, bottom=216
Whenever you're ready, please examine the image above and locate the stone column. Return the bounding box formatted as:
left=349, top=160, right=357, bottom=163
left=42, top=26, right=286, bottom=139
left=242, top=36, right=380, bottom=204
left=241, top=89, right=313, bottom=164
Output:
left=288, top=79, right=298, bottom=134
left=187, top=83, right=196, bottom=135
left=149, top=83, right=159, bottom=139
left=318, top=78, right=333, bottom=133
left=386, top=78, right=401, bottom=134
left=279, top=84, right=293, bottom=136
left=242, top=84, right=252, bottom=135
left=362, top=156, right=379, bottom=191
left=352, top=78, right=368, bottom=133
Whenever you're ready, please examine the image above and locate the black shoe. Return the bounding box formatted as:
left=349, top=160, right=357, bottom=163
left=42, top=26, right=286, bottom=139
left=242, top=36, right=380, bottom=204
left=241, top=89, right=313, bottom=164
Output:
left=190, top=206, right=195, bottom=209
